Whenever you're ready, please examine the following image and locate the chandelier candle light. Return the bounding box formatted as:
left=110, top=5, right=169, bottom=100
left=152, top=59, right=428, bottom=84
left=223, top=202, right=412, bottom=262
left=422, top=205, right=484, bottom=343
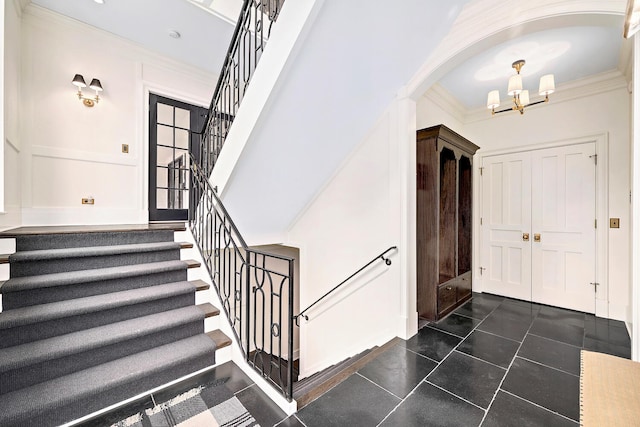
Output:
left=487, top=60, right=555, bottom=116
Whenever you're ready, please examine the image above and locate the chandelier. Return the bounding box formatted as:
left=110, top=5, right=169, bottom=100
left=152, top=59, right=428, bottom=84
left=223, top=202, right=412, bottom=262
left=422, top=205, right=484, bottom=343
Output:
left=486, top=59, right=555, bottom=116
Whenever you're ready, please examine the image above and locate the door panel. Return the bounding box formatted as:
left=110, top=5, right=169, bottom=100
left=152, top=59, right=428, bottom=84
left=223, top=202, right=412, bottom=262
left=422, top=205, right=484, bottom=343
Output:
left=481, top=143, right=596, bottom=313
left=530, top=143, right=596, bottom=313
left=149, top=94, right=207, bottom=221
left=481, top=153, right=532, bottom=301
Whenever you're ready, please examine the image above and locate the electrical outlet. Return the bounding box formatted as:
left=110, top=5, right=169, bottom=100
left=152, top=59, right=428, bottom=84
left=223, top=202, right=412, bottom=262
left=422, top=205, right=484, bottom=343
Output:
left=610, top=218, right=620, bottom=228
left=122, top=144, right=129, bottom=154
left=82, top=197, right=95, bottom=205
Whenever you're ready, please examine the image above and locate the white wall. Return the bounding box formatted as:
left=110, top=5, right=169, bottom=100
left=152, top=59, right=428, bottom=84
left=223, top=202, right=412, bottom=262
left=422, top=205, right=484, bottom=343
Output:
left=1, top=0, right=23, bottom=231
left=418, top=82, right=631, bottom=322
left=287, top=107, right=403, bottom=376
left=19, top=5, right=216, bottom=226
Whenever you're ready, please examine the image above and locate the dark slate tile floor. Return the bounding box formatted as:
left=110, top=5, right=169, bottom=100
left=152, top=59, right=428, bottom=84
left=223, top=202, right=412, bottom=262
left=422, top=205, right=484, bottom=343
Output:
left=295, top=292, right=631, bottom=427
left=83, top=293, right=631, bottom=427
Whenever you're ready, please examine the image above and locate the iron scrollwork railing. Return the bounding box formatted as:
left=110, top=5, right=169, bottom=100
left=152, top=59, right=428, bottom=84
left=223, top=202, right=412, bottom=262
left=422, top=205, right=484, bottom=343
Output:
left=188, top=0, right=292, bottom=400
left=190, top=158, right=295, bottom=400
left=293, top=247, right=397, bottom=326
left=200, top=0, right=285, bottom=177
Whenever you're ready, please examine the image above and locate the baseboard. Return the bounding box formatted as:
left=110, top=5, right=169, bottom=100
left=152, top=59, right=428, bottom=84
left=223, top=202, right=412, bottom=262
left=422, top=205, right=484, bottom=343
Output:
left=0, top=206, right=22, bottom=231
left=608, top=302, right=629, bottom=323
left=21, top=208, right=147, bottom=226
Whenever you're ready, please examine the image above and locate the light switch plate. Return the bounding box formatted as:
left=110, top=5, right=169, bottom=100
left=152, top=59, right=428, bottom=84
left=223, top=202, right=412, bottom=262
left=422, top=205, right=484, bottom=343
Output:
left=122, top=144, right=129, bottom=154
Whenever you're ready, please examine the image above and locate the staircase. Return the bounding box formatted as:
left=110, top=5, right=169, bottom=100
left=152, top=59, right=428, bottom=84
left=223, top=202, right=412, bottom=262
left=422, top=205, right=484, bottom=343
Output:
left=0, top=223, right=230, bottom=426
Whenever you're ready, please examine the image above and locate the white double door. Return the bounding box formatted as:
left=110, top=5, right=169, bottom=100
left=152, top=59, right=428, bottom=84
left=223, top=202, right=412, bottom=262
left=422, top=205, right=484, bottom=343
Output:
left=481, top=142, right=596, bottom=313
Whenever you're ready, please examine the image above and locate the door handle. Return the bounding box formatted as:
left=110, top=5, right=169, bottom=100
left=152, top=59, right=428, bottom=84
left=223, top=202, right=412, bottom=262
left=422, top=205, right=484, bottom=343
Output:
left=522, top=233, right=530, bottom=242
left=534, top=233, right=541, bottom=242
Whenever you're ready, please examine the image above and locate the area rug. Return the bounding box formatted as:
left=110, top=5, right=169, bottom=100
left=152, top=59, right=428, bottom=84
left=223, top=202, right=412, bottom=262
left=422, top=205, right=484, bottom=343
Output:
left=111, top=381, right=260, bottom=427
left=580, top=350, right=640, bottom=426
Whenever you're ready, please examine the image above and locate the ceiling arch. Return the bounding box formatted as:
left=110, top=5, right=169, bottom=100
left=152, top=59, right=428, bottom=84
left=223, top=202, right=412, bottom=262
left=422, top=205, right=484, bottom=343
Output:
left=407, top=0, right=627, bottom=101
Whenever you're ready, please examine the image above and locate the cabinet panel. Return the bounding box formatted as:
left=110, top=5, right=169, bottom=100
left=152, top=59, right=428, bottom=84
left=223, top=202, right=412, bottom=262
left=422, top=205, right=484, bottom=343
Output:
left=439, top=147, right=457, bottom=283
left=437, top=283, right=457, bottom=317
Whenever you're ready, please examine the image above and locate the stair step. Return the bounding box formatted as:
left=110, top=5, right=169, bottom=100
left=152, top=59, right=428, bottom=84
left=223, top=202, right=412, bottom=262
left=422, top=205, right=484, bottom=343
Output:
left=1, top=260, right=189, bottom=309
left=185, top=259, right=201, bottom=268
left=197, top=302, right=220, bottom=318
left=293, top=337, right=403, bottom=409
left=0, top=305, right=208, bottom=394
left=9, top=242, right=183, bottom=277
left=192, top=279, right=210, bottom=291
left=0, top=255, right=8, bottom=264
left=1, top=225, right=185, bottom=251
left=180, top=242, right=194, bottom=249
left=207, top=329, right=232, bottom=349
left=0, top=333, right=217, bottom=427
left=0, top=281, right=197, bottom=348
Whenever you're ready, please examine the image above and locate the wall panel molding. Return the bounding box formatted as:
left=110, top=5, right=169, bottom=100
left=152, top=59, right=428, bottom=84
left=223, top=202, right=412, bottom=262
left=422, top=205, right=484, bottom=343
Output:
left=31, top=144, right=137, bottom=167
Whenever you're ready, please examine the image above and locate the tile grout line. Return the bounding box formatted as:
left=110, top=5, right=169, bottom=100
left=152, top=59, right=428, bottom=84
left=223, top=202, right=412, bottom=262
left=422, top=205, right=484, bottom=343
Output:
left=500, top=389, right=580, bottom=425
left=516, top=355, right=580, bottom=378
left=404, top=300, right=505, bottom=425
left=528, top=331, right=585, bottom=349
left=426, top=379, right=487, bottom=412
left=478, top=302, right=539, bottom=426
left=403, top=345, right=440, bottom=364
left=471, top=327, right=522, bottom=344
left=452, top=349, right=508, bottom=372
left=374, top=377, right=429, bottom=426
left=355, top=372, right=404, bottom=401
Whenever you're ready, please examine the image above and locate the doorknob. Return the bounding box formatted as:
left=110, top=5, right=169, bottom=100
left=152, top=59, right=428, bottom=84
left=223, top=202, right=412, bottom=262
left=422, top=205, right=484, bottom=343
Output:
left=534, top=233, right=541, bottom=242
left=522, top=233, right=530, bottom=242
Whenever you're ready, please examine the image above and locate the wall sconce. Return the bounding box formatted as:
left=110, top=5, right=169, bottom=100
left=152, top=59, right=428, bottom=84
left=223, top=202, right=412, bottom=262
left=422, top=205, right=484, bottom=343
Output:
left=72, top=74, right=103, bottom=107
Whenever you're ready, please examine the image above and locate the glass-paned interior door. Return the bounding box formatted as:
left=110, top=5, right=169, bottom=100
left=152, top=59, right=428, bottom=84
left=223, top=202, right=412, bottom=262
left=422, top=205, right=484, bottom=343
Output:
left=149, top=94, right=207, bottom=221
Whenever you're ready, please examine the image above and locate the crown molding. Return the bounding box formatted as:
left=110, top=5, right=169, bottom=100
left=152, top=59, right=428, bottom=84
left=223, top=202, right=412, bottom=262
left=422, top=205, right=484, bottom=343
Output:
left=22, top=3, right=217, bottom=85
left=422, top=83, right=467, bottom=124
left=619, top=37, right=634, bottom=83
left=465, top=69, right=628, bottom=123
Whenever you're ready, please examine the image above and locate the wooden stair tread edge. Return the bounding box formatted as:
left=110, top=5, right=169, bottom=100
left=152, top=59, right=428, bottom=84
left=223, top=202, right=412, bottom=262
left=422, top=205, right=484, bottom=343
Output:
left=293, top=337, right=402, bottom=409
left=185, top=259, right=201, bottom=269
left=179, top=242, right=194, bottom=249
left=191, top=279, right=210, bottom=292
left=206, top=330, right=232, bottom=349
left=0, top=255, right=9, bottom=264
left=196, top=303, right=220, bottom=318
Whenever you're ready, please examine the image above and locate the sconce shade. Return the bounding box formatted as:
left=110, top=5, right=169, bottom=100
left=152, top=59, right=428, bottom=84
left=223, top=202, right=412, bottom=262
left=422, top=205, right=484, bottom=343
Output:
left=507, top=74, right=522, bottom=96
left=72, top=74, right=87, bottom=88
left=519, top=90, right=530, bottom=106
left=539, top=74, right=555, bottom=96
left=89, top=79, right=103, bottom=92
left=487, top=90, right=500, bottom=109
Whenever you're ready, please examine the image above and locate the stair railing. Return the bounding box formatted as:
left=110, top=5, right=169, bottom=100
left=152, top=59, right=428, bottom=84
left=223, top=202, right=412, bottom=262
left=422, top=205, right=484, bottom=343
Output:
left=199, top=0, right=285, bottom=177
left=190, top=157, right=295, bottom=400
left=293, top=247, right=397, bottom=326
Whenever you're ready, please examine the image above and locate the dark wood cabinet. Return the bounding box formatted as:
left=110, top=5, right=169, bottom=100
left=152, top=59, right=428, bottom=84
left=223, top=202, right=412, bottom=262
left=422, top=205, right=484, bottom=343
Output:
left=417, top=125, right=479, bottom=321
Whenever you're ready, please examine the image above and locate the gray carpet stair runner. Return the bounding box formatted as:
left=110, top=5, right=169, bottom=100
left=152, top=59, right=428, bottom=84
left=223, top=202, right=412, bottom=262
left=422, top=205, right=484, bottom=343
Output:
left=0, top=228, right=227, bottom=426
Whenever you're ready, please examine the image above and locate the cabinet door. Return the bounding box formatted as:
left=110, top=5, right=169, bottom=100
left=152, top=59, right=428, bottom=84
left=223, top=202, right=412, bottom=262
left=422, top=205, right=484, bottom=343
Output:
left=481, top=152, right=532, bottom=301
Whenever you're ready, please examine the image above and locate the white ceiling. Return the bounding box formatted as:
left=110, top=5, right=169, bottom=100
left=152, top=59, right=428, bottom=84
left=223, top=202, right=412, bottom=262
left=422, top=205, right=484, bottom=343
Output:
left=27, top=1, right=629, bottom=113
left=29, top=0, right=236, bottom=73
left=439, top=21, right=626, bottom=110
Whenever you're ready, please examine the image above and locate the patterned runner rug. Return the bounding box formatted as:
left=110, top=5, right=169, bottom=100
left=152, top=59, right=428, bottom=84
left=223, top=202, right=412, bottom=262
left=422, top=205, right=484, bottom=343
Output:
left=112, top=380, right=260, bottom=427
